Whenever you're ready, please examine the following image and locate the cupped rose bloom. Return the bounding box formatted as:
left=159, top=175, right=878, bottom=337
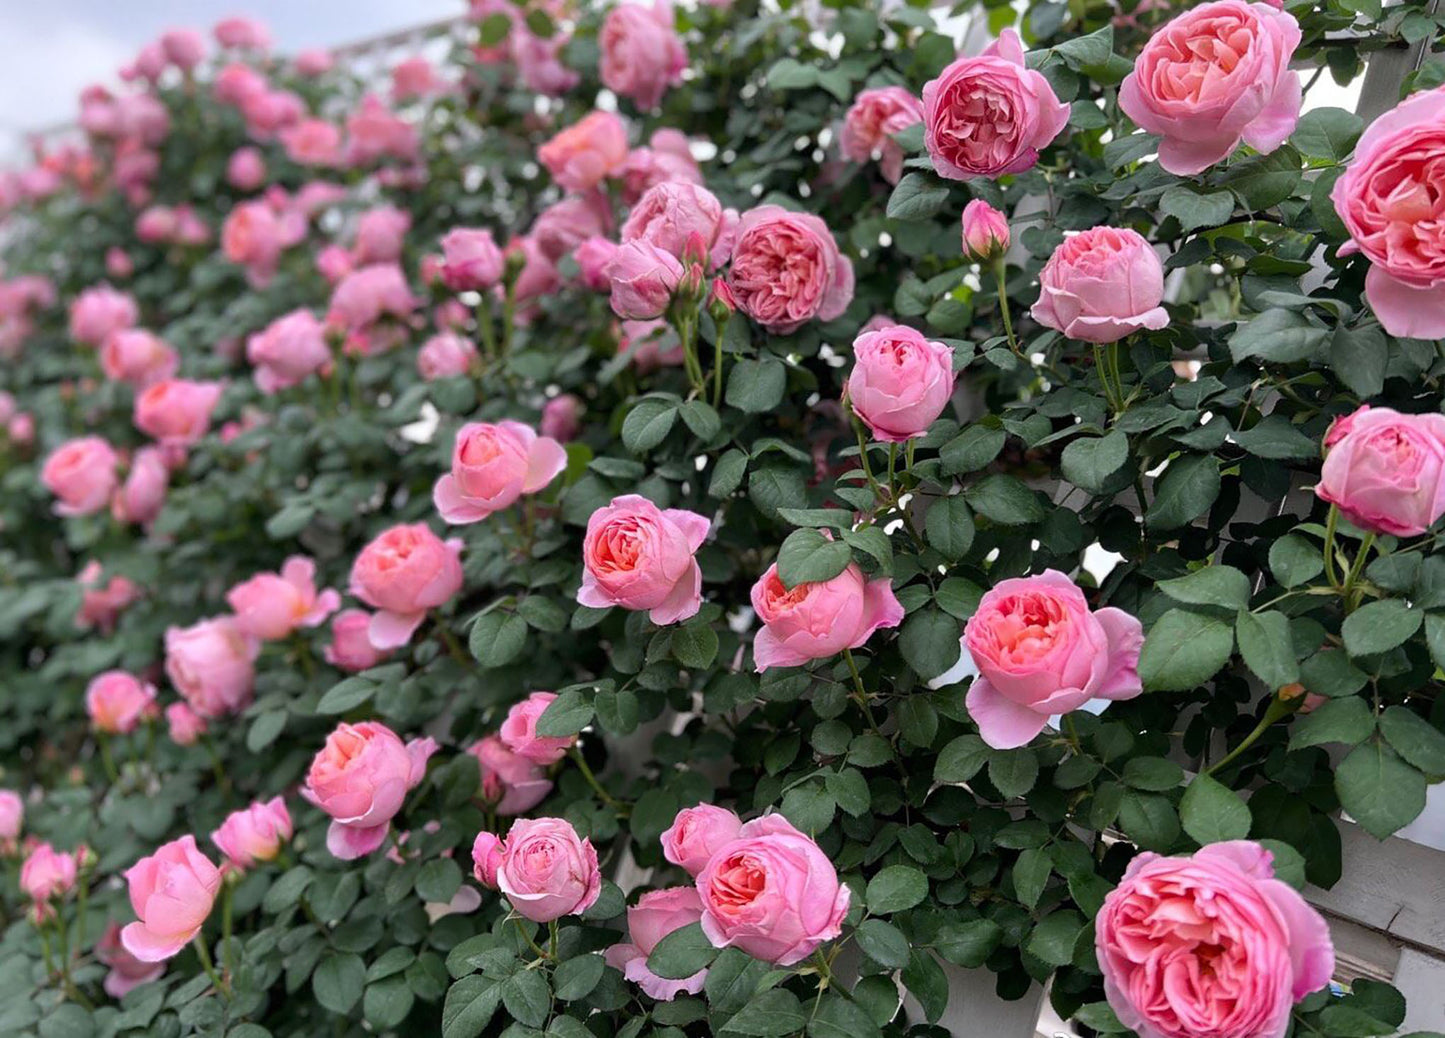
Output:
left=106, top=247, right=134, bottom=279
left=227, top=556, right=341, bottom=641
left=619, top=129, right=703, bottom=204
left=324, top=609, right=392, bottom=672
left=101, top=329, right=178, bottom=387
left=1031, top=226, right=1170, bottom=343
left=417, top=332, right=479, bottom=380
left=727, top=206, right=854, bottom=333
left=247, top=309, right=333, bottom=393
left=343, top=94, right=420, bottom=166
left=840, top=87, right=925, bottom=184
left=963, top=569, right=1143, bottom=749
left=579, top=495, right=710, bottom=624
left=302, top=722, right=437, bottom=859
left=541, top=394, right=583, bottom=442
left=922, top=29, right=1069, bottom=180
left=750, top=560, right=904, bottom=670
left=1316, top=405, right=1445, bottom=537
left=696, top=815, right=850, bottom=966
left=391, top=55, right=447, bottom=101
left=600, top=0, right=688, bottom=110
left=160, top=28, right=205, bottom=70
left=280, top=118, right=343, bottom=167
left=211, top=797, right=292, bottom=869
left=136, top=206, right=178, bottom=243
left=607, top=240, right=684, bottom=320
left=1332, top=85, right=1445, bottom=338
left=76, top=562, right=139, bottom=633
left=621, top=182, right=736, bottom=269
left=467, top=734, right=553, bottom=815
left=242, top=88, right=307, bottom=138
left=1120, top=1, right=1302, bottom=176
left=120, top=836, right=221, bottom=962
left=214, top=62, right=267, bottom=106
left=112, top=446, right=168, bottom=527
left=472, top=831, right=502, bottom=887
left=165, top=702, right=206, bottom=746
left=661, top=804, right=742, bottom=876
left=508, top=235, right=563, bottom=304
left=86, top=671, right=158, bottom=735
left=70, top=285, right=138, bottom=346
left=165, top=617, right=259, bottom=718
left=961, top=199, right=1010, bottom=263
left=222, top=199, right=305, bottom=286
left=576, top=236, right=619, bottom=291
left=847, top=325, right=956, bottom=442
left=327, top=263, right=418, bottom=331
left=226, top=147, right=266, bottom=191
left=532, top=194, right=612, bottom=263
left=606, top=887, right=709, bottom=1000
left=352, top=205, right=411, bottom=265
left=316, top=244, right=354, bottom=284
left=294, top=48, right=334, bottom=76
left=496, top=817, right=601, bottom=922
left=440, top=227, right=504, bottom=291
left=434, top=421, right=566, bottom=525
left=538, top=111, right=629, bottom=193
left=349, top=524, right=464, bottom=649
left=499, top=692, right=576, bottom=765
left=42, top=437, right=119, bottom=516
left=97, top=923, right=166, bottom=998
left=214, top=16, right=270, bottom=50
left=21, top=843, right=78, bottom=902
left=134, top=378, right=224, bottom=448
left=1098, top=841, right=1334, bottom=1038
left=0, top=790, right=23, bottom=853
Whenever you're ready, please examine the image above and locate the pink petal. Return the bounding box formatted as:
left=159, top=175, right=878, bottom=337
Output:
left=966, top=676, right=1051, bottom=750
left=662, top=509, right=712, bottom=552
left=433, top=474, right=495, bottom=525
left=522, top=437, right=567, bottom=494
left=368, top=609, right=425, bottom=650
left=1364, top=265, right=1445, bottom=339
left=326, top=820, right=390, bottom=860
left=120, top=922, right=190, bottom=963
left=1240, top=70, right=1302, bottom=156
left=648, top=562, right=702, bottom=626
left=1092, top=606, right=1144, bottom=701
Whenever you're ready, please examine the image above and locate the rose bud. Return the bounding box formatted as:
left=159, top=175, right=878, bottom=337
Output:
left=467, top=735, right=552, bottom=815
left=100, top=329, right=178, bottom=387
left=134, top=378, right=225, bottom=448
left=1030, top=226, right=1169, bottom=343
left=847, top=324, right=956, bottom=442
left=120, top=836, right=221, bottom=961
left=417, top=332, right=479, bottom=381
left=85, top=671, right=158, bottom=736
left=540, top=394, right=583, bottom=442
left=496, top=817, right=601, bottom=923
left=165, top=702, right=207, bottom=746
left=606, top=240, right=684, bottom=320
left=323, top=609, right=392, bottom=672
left=471, top=832, right=502, bottom=888
left=960, top=199, right=1010, bottom=263
left=21, top=842, right=78, bottom=902
left=211, top=796, right=293, bottom=869
left=440, top=227, right=504, bottom=291
left=42, top=436, right=120, bottom=517
left=660, top=804, right=743, bottom=877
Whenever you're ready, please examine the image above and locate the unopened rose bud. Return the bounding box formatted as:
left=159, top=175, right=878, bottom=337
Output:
left=961, top=199, right=1010, bottom=264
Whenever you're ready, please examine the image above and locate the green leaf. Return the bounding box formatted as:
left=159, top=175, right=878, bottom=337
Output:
left=1342, top=599, right=1422, bottom=657
left=1026, top=911, right=1085, bottom=967
left=647, top=922, right=718, bottom=981
left=924, top=495, right=974, bottom=560
left=621, top=396, right=679, bottom=453
left=767, top=58, right=818, bottom=91
left=899, top=608, right=961, bottom=680
left=935, top=919, right=1003, bottom=968
left=1146, top=454, right=1220, bottom=530
left=680, top=400, right=722, bottom=440
left=364, top=975, right=415, bottom=1029
left=1291, top=107, right=1364, bottom=161
left=1289, top=696, right=1376, bottom=751
left=1269, top=534, right=1324, bottom=588
left=1121, top=757, right=1184, bottom=791
left=1232, top=416, right=1318, bottom=460
left=317, top=676, right=376, bottom=715
left=989, top=748, right=1039, bottom=797
left=965, top=474, right=1045, bottom=525
left=247, top=709, right=287, bottom=751
left=1140, top=609, right=1233, bottom=691
left=416, top=858, right=463, bottom=904
left=1159, top=186, right=1235, bottom=233
left=1051, top=24, right=1114, bottom=69
left=1378, top=707, right=1445, bottom=774
left=469, top=611, right=527, bottom=668
left=1180, top=773, right=1252, bottom=844
left=1012, top=847, right=1051, bottom=910
left=501, top=970, right=550, bottom=1028
left=1335, top=742, right=1427, bottom=840
left=1225, top=146, right=1303, bottom=210
left=777, top=528, right=853, bottom=588
left=726, top=358, right=787, bottom=413
left=886, top=172, right=949, bottom=221
left=866, top=864, right=929, bottom=914
left=313, top=951, right=366, bottom=1014
left=1158, top=566, right=1250, bottom=610
left=1230, top=309, right=1328, bottom=365
left=1061, top=430, right=1128, bottom=493
left=808, top=993, right=884, bottom=1038
left=672, top=623, right=719, bottom=669
left=935, top=734, right=989, bottom=783
left=720, top=989, right=806, bottom=1035
left=709, top=449, right=748, bottom=498
left=1118, top=792, right=1181, bottom=850
left=536, top=688, right=593, bottom=738
left=1236, top=610, right=1299, bottom=689
left=940, top=426, right=1006, bottom=475
left=1330, top=326, right=1387, bottom=399
left=854, top=919, right=910, bottom=969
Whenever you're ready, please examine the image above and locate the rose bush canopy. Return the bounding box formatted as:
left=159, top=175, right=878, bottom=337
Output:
left=0, top=1, right=1443, bottom=1036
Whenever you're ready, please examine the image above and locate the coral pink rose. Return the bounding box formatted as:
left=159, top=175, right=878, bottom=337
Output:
left=961, top=199, right=1010, bottom=263
left=727, top=206, right=854, bottom=333
left=42, top=437, right=120, bottom=517
left=621, top=182, right=736, bottom=269
left=538, top=111, right=630, bottom=193
left=433, top=421, right=567, bottom=525
left=280, top=119, right=343, bottom=167
left=352, top=205, right=411, bottom=265
left=86, top=671, right=158, bottom=735
left=1097, top=841, right=1334, bottom=1038
left=22, top=843, right=78, bottom=903
left=847, top=325, right=956, bottom=442
left=165, top=702, right=206, bottom=746
left=440, top=227, right=504, bottom=291
left=121, top=835, right=221, bottom=962
left=467, top=734, right=553, bottom=815
left=499, top=692, right=576, bottom=765
left=211, top=797, right=293, bottom=869
left=303, top=722, right=437, bottom=859
left=607, top=240, right=684, bottom=320
left=247, top=309, right=333, bottom=393
left=661, top=804, right=742, bottom=876
left=165, top=617, right=259, bottom=718
left=0, top=791, right=20, bottom=854
left=214, top=17, right=270, bottom=50
left=1316, top=405, right=1445, bottom=536
left=576, top=236, right=620, bottom=291
left=750, top=560, right=904, bottom=670
left=696, top=815, right=849, bottom=966
left=214, top=62, right=267, bottom=106
left=134, top=378, right=224, bottom=448
left=349, top=524, right=464, bottom=649
left=923, top=29, right=1069, bottom=180
left=1120, top=0, right=1302, bottom=176
left=600, top=0, right=687, bottom=110
left=97, top=922, right=166, bottom=998
left=222, top=199, right=305, bottom=286
left=541, top=394, right=583, bottom=442
left=533, top=193, right=612, bottom=263
left=327, top=263, right=418, bottom=331
left=101, top=329, right=178, bottom=387
left=1031, top=226, right=1170, bottom=343
left=226, top=147, right=266, bottom=191
left=606, top=887, right=709, bottom=999
left=226, top=556, right=341, bottom=641
left=963, top=569, right=1143, bottom=749
left=1332, top=85, right=1445, bottom=338
left=472, top=831, right=503, bottom=887
left=70, top=285, right=138, bottom=346
left=112, top=446, right=169, bottom=527
left=579, top=495, right=710, bottom=624
left=417, top=332, right=479, bottom=380
left=324, top=609, right=391, bottom=672
left=840, top=87, right=924, bottom=184
left=496, top=817, right=601, bottom=922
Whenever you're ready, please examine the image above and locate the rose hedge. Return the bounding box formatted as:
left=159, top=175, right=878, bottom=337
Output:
left=1, top=2, right=1444, bottom=1038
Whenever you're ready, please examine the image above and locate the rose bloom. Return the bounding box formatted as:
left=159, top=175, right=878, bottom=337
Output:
left=541, top=394, right=583, bottom=442
left=86, top=671, right=158, bottom=735
left=513, top=17, right=580, bottom=95
left=923, top=29, right=1069, bottom=180
left=226, top=147, right=266, bottom=191
left=302, top=722, right=437, bottom=859
left=499, top=691, right=577, bottom=765
left=606, top=887, right=709, bottom=1000
left=352, top=205, right=411, bottom=265
left=696, top=815, right=850, bottom=966
left=327, top=263, right=418, bottom=331
left=607, top=240, right=684, bottom=320
left=214, top=16, right=270, bottom=50
left=472, top=831, right=503, bottom=888
left=508, top=235, right=564, bottom=305
left=247, top=309, right=333, bottom=394
left=211, top=796, right=292, bottom=869
left=324, top=609, right=392, bottom=672
left=391, top=55, right=446, bottom=101
left=840, top=87, right=924, bottom=184
left=661, top=804, right=742, bottom=876
left=101, top=329, right=178, bottom=387
left=69, top=285, right=138, bottom=346
left=619, top=129, right=703, bottom=204
left=1031, top=226, right=1170, bottom=343
left=0, top=790, right=23, bottom=854
left=294, top=48, right=334, bottom=76
left=538, top=111, right=630, bottom=193
left=316, top=244, right=353, bottom=285
left=417, top=332, right=479, bottom=380
left=962, top=569, right=1143, bottom=749
left=532, top=193, right=612, bottom=263
left=847, top=325, right=956, bottom=442
left=134, top=378, right=224, bottom=448
left=349, top=523, right=464, bottom=649
left=222, top=200, right=306, bottom=286
left=1316, top=405, right=1445, bottom=537
left=496, top=817, right=602, bottom=923
left=727, top=206, right=854, bottom=333
left=76, top=562, right=139, bottom=633
left=96, top=923, right=165, bottom=999
left=42, top=436, right=119, bottom=516
left=434, top=421, right=567, bottom=525
left=467, top=734, right=553, bottom=815
left=21, top=842, right=78, bottom=903
left=343, top=94, right=420, bottom=166
left=1120, top=0, right=1302, bottom=176
left=600, top=0, right=688, bottom=110
left=135, top=205, right=178, bottom=244
left=579, top=495, right=710, bottom=624
left=440, top=227, right=504, bottom=291
left=165, top=702, right=207, bottom=746
left=575, top=236, right=619, bottom=291
left=165, top=616, right=259, bottom=718
left=280, top=118, right=343, bottom=167
left=106, top=247, right=134, bottom=279
left=750, top=559, right=904, bottom=671
left=121, top=835, right=221, bottom=962
left=112, top=446, right=169, bottom=527
left=621, top=182, right=736, bottom=269
left=227, top=556, right=341, bottom=641
left=213, top=61, right=267, bottom=106
left=1098, top=841, right=1334, bottom=1038
left=160, top=28, right=206, bottom=70
left=1332, top=85, right=1445, bottom=338
left=961, top=199, right=1010, bottom=263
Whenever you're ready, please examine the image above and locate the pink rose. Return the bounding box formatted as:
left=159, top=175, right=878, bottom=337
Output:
left=923, top=29, right=1069, bottom=180
left=160, top=28, right=206, bottom=70
left=214, top=17, right=270, bottom=50
left=303, top=722, right=436, bottom=859
left=1316, top=405, right=1445, bottom=536
left=499, top=692, right=576, bottom=765
left=605, top=887, right=708, bottom=1000
left=533, top=193, right=612, bottom=263
left=280, top=119, right=343, bottom=167
left=963, top=569, right=1143, bottom=749
left=226, top=147, right=267, bottom=191
left=1030, top=226, right=1170, bottom=343
left=576, top=236, right=619, bottom=291
left=134, top=378, right=224, bottom=448
left=136, top=206, right=178, bottom=243
left=112, top=446, right=169, bottom=527
left=961, top=199, right=1010, bottom=263
left=343, top=95, right=420, bottom=166
left=69, top=285, right=138, bottom=346
left=349, top=524, right=464, bottom=649
left=1120, top=1, right=1302, bottom=175
left=467, top=734, right=553, bottom=814
left=165, top=616, right=259, bottom=718
left=327, top=263, right=418, bottom=331
left=541, top=394, right=583, bottom=442
left=101, top=329, right=178, bottom=387
left=0, top=790, right=23, bottom=854
left=433, top=421, right=567, bottom=525
left=847, top=325, right=956, bottom=442
left=472, top=832, right=502, bottom=887
left=211, top=796, right=292, bottom=869
left=214, top=62, right=267, bottom=106
left=247, top=309, right=333, bottom=393
left=750, top=560, right=904, bottom=670
left=607, top=240, right=684, bottom=320
left=294, top=49, right=334, bottom=76
left=165, top=702, right=207, bottom=746
left=352, top=205, right=411, bottom=265
left=621, top=182, right=736, bottom=269
left=86, top=671, right=158, bottom=735
left=1098, top=841, right=1334, bottom=1038
left=391, top=55, right=446, bottom=101
left=324, top=609, right=392, bottom=672
left=496, top=817, right=601, bottom=922
left=440, top=227, right=504, bottom=291
left=417, top=332, right=479, bottom=380
left=106, top=247, right=134, bottom=279
left=696, top=815, right=849, bottom=966
left=97, top=923, right=166, bottom=998
left=316, top=245, right=354, bottom=284
left=222, top=199, right=305, bottom=286
left=76, top=563, right=139, bottom=633
left=42, top=437, right=119, bottom=517
left=727, top=206, right=854, bottom=333
left=121, top=836, right=221, bottom=962
left=600, top=0, right=688, bottom=110
left=21, top=843, right=78, bottom=903
left=226, top=556, right=341, bottom=641
left=508, top=236, right=563, bottom=304
left=619, top=130, right=703, bottom=204
left=579, top=495, right=710, bottom=624
left=660, top=804, right=742, bottom=876
left=840, top=87, right=924, bottom=184
left=538, top=111, right=629, bottom=193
